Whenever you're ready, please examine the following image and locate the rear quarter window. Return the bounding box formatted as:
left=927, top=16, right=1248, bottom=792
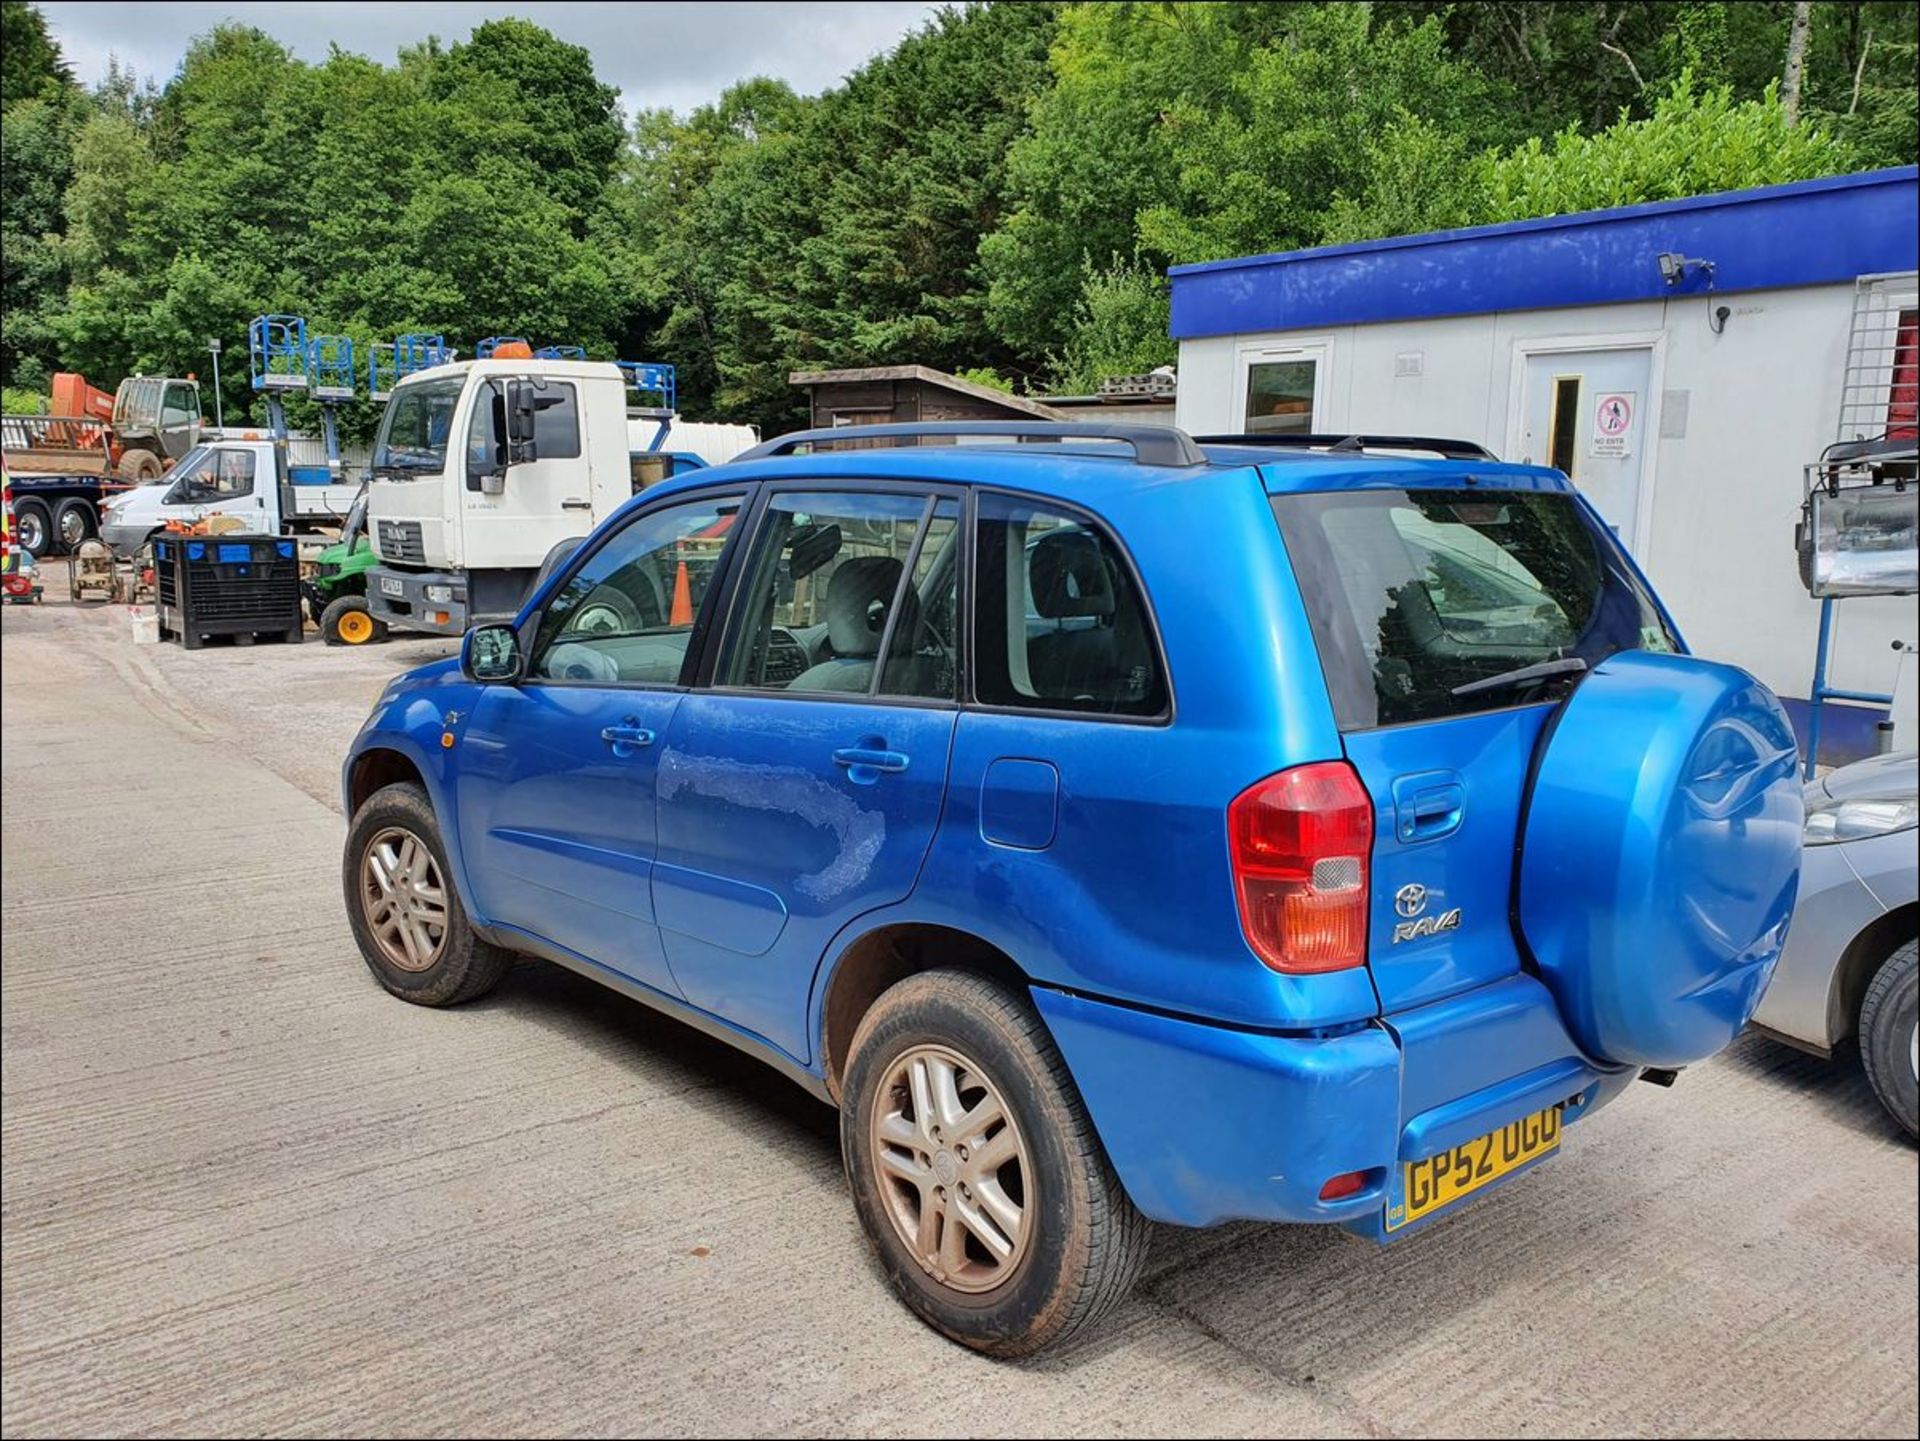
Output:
left=1272, top=487, right=1677, bottom=729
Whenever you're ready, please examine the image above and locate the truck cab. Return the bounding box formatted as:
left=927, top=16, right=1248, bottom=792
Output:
left=98, top=437, right=359, bottom=555
left=111, top=377, right=205, bottom=481
left=365, top=360, right=752, bottom=634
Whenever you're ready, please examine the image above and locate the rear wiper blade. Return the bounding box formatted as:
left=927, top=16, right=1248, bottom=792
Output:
left=1451, top=656, right=1588, bottom=697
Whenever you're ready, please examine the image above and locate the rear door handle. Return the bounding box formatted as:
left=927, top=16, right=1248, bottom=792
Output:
left=833, top=747, right=909, bottom=774
left=1392, top=771, right=1465, bottom=842
left=561, top=498, right=592, bottom=511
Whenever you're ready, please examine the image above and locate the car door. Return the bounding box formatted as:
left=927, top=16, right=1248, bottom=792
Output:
left=652, top=486, right=963, bottom=1060
left=159, top=446, right=266, bottom=526
left=453, top=488, right=750, bottom=995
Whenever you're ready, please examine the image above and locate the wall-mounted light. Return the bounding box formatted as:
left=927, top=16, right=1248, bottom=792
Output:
left=1657, top=251, right=1730, bottom=335
left=1657, top=251, right=1717, bottom=286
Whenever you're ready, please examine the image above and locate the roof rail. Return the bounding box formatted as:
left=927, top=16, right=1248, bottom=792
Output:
left=737, top=420, right=1208, bottom=468
left=1196, top=433, right=1497, bottom=461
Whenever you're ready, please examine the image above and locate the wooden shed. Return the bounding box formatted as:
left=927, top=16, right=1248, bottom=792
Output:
left=789, top=366, right=1067, bottom=432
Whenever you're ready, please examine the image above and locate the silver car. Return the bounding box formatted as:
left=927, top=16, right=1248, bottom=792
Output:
left=1753, top=749, right=1918, bottom=1137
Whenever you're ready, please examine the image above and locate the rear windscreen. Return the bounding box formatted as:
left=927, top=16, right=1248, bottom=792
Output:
left=1271, top=488, right=1678, bottom=729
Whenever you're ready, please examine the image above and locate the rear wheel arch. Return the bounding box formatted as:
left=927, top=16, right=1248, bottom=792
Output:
left=818, top=923, right=1032, bottom=1102
left=1828, top=902, right=1920, bottom=1043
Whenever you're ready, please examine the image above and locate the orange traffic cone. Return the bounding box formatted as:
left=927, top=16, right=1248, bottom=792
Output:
left=669, top=559, right=693, bottom=626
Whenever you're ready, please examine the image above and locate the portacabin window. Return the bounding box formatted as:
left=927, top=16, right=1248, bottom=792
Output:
left=1244, top=356, right=1319, bottom=435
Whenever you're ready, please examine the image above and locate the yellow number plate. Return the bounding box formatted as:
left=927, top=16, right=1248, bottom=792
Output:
left=1386, top=1104, right=1562, bottom=1232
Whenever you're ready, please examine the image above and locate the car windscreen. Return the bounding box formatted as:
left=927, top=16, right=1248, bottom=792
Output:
left=372, top=377, right=463, bottom=476
left=1271, top=487, right=1678, bottom=729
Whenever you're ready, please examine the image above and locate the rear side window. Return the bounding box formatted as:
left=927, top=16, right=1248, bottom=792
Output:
left=974, top=494, right=1167, bottom=717
left=1272, top=488, right=1676, bottom=729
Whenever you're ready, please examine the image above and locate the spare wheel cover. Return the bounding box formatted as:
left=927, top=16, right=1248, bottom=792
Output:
left=1519, top=650, right=1802, bottom=1069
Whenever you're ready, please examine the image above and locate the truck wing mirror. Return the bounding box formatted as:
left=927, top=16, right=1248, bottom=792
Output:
left=506, top=379, right=541, bottom=467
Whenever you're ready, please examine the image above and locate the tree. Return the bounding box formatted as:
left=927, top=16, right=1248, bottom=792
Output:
left=0, top=96, right=75, bottom=387
left=1781, top=0, right=1813, bottom=123
left=612, top=2, right=1056, bottom=430
left=1, top=0, right=70, bottom=109
left=1045, top=255, right=1174, bottom=392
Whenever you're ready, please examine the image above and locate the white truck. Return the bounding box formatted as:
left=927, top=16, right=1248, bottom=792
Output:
left=97, top=432, right=360, bottom=556
left=362, top=358, right=756, bottom=635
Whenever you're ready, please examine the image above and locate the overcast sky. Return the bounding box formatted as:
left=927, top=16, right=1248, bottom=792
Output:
left=38, top=2, right=943, bottom=118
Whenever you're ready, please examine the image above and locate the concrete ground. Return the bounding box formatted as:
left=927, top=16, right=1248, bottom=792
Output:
left=2, top=573, right=1915, bottom=1440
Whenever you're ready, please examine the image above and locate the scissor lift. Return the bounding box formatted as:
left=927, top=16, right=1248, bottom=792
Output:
left=1798, top=271, right=1919, bottom=775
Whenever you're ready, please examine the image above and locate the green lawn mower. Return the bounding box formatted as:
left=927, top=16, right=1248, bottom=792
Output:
left=304, top=486, right=389, bottom=646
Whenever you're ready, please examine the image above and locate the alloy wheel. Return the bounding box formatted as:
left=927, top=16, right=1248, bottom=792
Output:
left=869, top=1044, right=1032, bottom=1293
left=360, top=826, right=449, bottom=972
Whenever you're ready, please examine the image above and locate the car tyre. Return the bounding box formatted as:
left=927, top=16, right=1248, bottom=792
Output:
left=343, top=781, right=511, bottom=1007
left=322, top=593, right=388, bottom=646
left=1859, top=938, right=1918, bottom=1139
left=840, top=968, right=1150, bottom=1357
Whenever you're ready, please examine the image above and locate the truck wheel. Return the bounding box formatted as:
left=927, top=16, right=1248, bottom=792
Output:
left=322, top=594, right=387, bottom=646
left=117, top=448, right=163, bottom=482
left=840, top=969, right=1150, bottom=1357
left=1860, top=939, right=1918, bottom=1140
left=344, top=782, right=512, bottom=1006
left=13, top=500, right=52, bottom=559
left=54, top=498, right=95, bottom=552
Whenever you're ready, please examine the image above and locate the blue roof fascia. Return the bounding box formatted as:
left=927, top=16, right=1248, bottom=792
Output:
left=1168, top=166, right=1919, bottom=340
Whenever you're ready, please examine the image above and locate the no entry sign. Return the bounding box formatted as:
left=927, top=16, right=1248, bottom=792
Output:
left=1592, top=391, right=1636, bottom=457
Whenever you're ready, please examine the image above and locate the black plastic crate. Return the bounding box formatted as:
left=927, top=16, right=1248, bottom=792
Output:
left=153, top=534, right=304, bottom=650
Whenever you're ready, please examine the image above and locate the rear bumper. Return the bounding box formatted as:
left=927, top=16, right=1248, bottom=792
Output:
left=1034, top=973, right=1635, bottom=1233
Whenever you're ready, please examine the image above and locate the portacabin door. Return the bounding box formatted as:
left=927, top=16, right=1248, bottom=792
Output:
left=1518, top=344, right=1654, bottom=551
left=651, top=487, right=964, bottom=1061
left=453, top=489, right=750, bottom=995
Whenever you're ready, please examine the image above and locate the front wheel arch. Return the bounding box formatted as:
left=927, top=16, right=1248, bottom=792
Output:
left=347, top=746, right=426, bottom=817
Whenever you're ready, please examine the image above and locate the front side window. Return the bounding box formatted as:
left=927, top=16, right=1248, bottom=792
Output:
left=1245, top=357, right=1318, bottom=435
left=169, top=447, right=256, bottom=503
left=528, top=494, right=743, bottom=686
left=1272, top=487, right=1678, bottom=730
left=974, top=494, right=1167, bottom=717
left=722, top=490, right=955, bottom=699
left=373, top=377, right=464, bottom=477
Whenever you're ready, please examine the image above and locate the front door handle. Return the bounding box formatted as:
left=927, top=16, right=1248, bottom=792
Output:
left=601, top=723, right=655, bottom=756
left=833, top=746, right=909, bottom=775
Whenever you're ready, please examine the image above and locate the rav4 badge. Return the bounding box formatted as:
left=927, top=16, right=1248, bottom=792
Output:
left=1392, top=882, right=1462, bottom=944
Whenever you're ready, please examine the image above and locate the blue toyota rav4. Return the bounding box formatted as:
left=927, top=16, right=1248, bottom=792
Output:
left=341, top=422, right=1802, bottom=1356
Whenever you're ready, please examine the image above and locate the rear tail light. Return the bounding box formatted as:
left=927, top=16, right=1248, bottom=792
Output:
left=1228, top=761, right=1373, bottom=973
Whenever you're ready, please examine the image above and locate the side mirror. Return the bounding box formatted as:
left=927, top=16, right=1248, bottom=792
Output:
left=462, top=623, right=524, bottom=683
left=506, top=378, right=541, bottom=466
